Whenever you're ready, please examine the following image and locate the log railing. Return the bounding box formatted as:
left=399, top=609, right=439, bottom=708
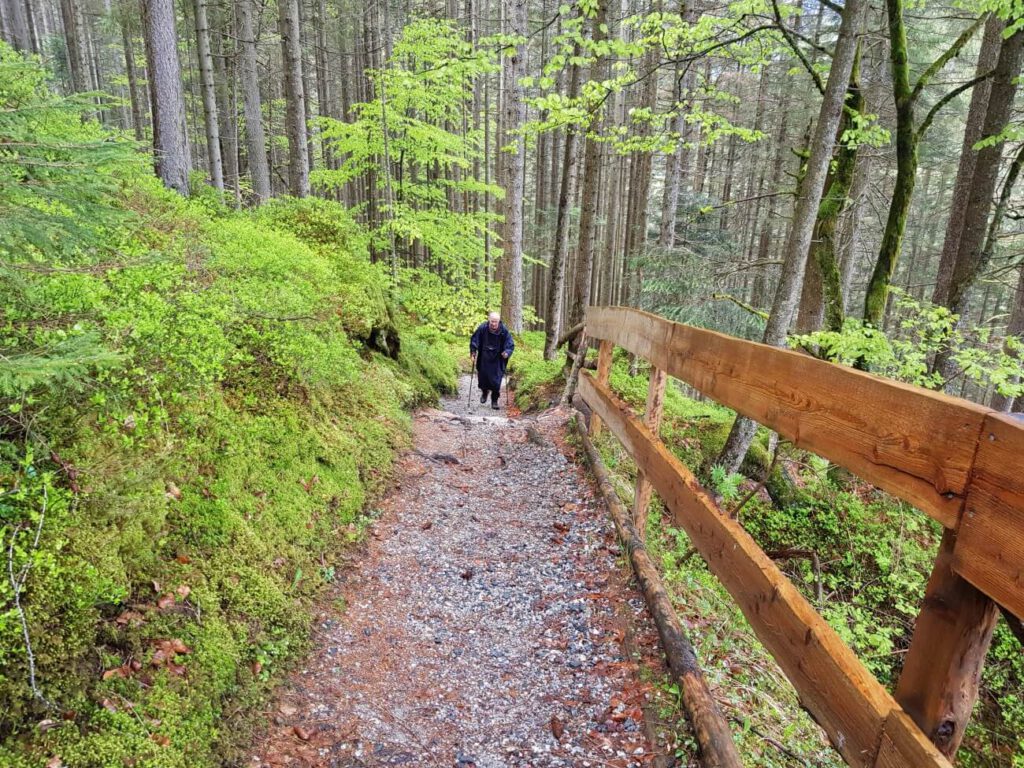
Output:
left=579, top=306, right=1024, bottom=767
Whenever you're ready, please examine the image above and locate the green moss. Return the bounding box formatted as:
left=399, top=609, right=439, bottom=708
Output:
left=0, top=192, right=451, bottom=766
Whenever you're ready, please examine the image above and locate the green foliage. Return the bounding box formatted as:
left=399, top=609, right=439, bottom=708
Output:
left=0, top=42, right=143, bottom=261
left=790, top=288, right=1024, bottom=395
left=510, top=332, right=567, bottom=411
left=397, top=269, right=499, bottom=336
left=526, top=2, right=779, bottom=155
left=709, top=465, right=745, bottom=503
left=0, top=49, right=452, bottom=767
left=314, top=19, right=502, bottom=281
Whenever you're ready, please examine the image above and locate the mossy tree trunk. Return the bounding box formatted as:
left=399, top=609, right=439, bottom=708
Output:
left=863, top=2, right=987, bottom=327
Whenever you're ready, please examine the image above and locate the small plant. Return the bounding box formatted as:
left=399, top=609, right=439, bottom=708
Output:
left=710, top=465, right=745, bottom=503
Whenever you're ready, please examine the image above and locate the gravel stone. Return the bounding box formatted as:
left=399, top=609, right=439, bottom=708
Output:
left=253, top=376, right=670, bottom=767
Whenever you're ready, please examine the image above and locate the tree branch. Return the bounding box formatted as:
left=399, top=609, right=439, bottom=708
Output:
left=911, top=13, right=988, bottom=103
left=916, top=71, right=993, bottom=140
left=772, top=0, right=825, bottom=95
left=711, top=292, right=769, bottom=320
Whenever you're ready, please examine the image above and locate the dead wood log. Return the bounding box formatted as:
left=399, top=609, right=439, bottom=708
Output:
left=574, top=415, right=742, bottom=768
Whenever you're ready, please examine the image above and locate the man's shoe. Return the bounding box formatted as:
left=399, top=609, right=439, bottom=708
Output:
left=491, top=402, right=500, bottom=410
left=480, top=391, right=488, bottom=404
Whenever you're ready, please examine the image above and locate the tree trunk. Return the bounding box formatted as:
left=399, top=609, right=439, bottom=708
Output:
left=193, top=0, right=224, bottom=190
left=932, top=14, right=1004, bottom=307
left=235, top=0, right=271, bottom=201
left=500, top=0, right=527, bottom=332
left=544, top=41, right=584, bottom=360
left=60, top=0, right=88, bottom=92
left=142, top=0, right=190, bottom=195
left=942, top=26, right=1024, bottom=324
left=279, top=0, right=309, bottom=197
left=212, top=9, right=241, bottom=203
left=658, top=58, right=691, bottom=248
left=864, top=4, right=985, bottom=326
left=718, top=0, right=866, bottom=473
left=121, top=11, right=145, bottom=141
left=570, top=0, right=609, bottom=346
left=798, top=53, right=863, bottom=333
left=3, top=0, right=30, bottom=52
left=991, top=263, right=1024, bottom=411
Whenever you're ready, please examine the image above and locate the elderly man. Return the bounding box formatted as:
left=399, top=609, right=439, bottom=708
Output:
left=470, top=312, right=515, bottom=409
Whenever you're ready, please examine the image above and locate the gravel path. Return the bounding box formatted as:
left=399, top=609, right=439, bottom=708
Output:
left=252, top=376, right=678, bottom=768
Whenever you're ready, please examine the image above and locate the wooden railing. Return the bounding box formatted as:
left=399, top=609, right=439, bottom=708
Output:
left=578, top=306, right=1024, bottom=768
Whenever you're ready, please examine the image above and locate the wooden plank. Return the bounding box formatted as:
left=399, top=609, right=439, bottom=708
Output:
left=578, top=372, right=949, bottom=767
left=874, top=711, right=954, bottom=768
left=634, top=367, right=667, bottom=538
left=589, top=339, right=614, bottom=438
left=953, top=412, right=1024, bottom=619
left=585, top=307, right=989, bottom=528
left=895, top=530, right=998, bottom=757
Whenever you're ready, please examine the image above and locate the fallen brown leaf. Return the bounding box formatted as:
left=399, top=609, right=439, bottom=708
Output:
left=550, top=714, right=564, bottom=740
left=292, top=725, right=312, bottom=741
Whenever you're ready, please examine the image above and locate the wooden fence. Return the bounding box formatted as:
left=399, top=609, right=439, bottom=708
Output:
left=578, top=306, right=1024, bottom=767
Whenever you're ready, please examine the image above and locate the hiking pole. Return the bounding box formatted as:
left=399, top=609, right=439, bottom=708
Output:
left=468, top=355, right=475, bottom=411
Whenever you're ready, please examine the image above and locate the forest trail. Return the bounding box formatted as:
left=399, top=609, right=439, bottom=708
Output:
left=251, top=376, right=678, bottom=768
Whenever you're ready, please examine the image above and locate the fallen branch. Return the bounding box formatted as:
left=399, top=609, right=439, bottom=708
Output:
left=574, top=415, right=742, bottom=768
left=6, top=485, right=55, bottom=708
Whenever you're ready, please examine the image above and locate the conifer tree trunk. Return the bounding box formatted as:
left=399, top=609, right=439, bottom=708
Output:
left=235, top=0, right=271, bottom=201
left=194, top=0, right=224, bottom=190
left=142, top=0, right=190, bottom=195
left=570, top=0, right=609, bottom=343
left=544, top=40, right=583, bottom=360
left=279, top=0, right=310, bottom=197
left=212, top=10, right=241, bottom=203
left=60, top=0, right=88, bottom=92
left=992, top=263, right=1024, bottom=411
left=120, top=11, right=145, bottom=141
left=499, top=0, right=527, bottom=332
left=3, top=0, right=30, bottom=52
left=942, top=27, right=1024, bottom=323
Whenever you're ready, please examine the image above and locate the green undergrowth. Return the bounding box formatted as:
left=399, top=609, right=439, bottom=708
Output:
left=558, top=351, right=1022, bottom=765
left=0, top=66, right=456, bottom=763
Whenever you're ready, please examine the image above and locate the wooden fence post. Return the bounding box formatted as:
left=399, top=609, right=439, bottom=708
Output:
left=589, top=339, right=614, bottom=437
left=894, top=529, right=998, bottom=758
left=634, top=367, right=667, bottom=538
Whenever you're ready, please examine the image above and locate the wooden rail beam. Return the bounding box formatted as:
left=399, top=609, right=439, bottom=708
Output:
left=585, top=307, right=990, bottom=528
left=578, top=370, right=952, bottom=768
left=953, top=412, right=1024, bottom=620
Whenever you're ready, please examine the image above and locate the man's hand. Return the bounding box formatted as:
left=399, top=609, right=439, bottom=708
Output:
left=501, top=352, right=509, bottom=359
